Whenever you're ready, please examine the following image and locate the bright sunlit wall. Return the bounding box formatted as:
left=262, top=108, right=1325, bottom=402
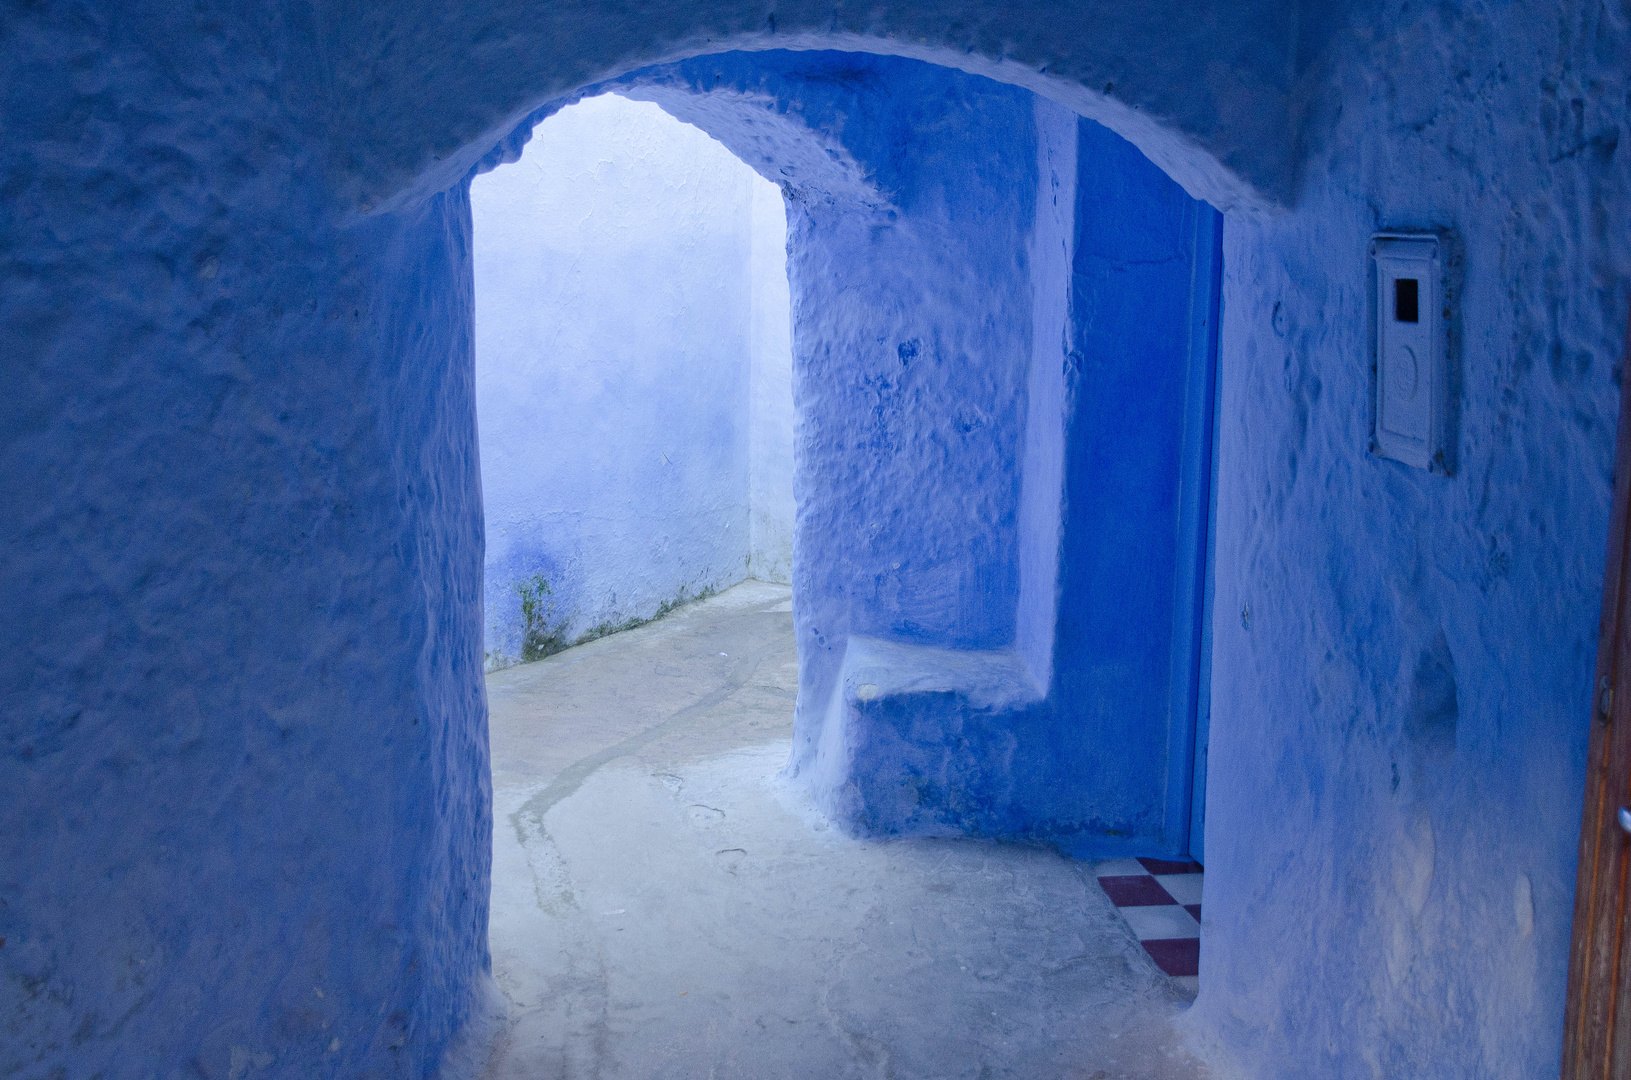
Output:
left=473, top=94, right=794, bottom=669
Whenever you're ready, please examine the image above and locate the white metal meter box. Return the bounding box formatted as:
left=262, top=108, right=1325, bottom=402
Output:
left=1371, top=233, right=1446, bottom=472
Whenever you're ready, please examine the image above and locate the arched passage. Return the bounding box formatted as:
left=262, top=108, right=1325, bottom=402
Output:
left=1, top=30, right=1242, bottom=1077
left=459, top=45, right=1224, bottom=1074
left=465, top=52, right=1222, bottom=1077
left=1, top=4, right=1251, bottom=1066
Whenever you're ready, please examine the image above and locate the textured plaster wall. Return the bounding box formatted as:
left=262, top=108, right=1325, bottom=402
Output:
left=770, top=55, right=1036, bottom=690
left=4, top=2, right=1628, bottom=1079
left=1, top=68, right=492, bottom=1075
left=773, top=57, right=1042, bottom=830
left=1185, top=4, right=1631, bottom=1078
left=471, top=94, right=791, bottom=669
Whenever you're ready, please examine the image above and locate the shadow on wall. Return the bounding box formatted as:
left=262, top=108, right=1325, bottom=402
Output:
left=472, top=94, right=795, bottom=670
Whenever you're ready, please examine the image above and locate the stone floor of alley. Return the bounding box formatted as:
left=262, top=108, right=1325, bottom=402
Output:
left=479, top=581, right=1204, bottom=1080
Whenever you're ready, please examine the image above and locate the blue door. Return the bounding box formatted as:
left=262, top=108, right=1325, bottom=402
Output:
left=1048, top=120, right=1222, bottom=861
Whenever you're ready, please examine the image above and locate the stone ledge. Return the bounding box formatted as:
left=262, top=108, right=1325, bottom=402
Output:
left=808, top=635, right=1046, bottom=837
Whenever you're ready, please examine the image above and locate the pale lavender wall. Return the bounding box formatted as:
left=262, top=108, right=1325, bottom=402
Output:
left=472, top=95, right=791, bottom=668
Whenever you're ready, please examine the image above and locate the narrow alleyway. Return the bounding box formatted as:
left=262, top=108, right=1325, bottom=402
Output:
left=482, top=581, right=1203, bottom=1079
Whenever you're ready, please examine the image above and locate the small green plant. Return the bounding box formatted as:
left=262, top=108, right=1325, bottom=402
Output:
left=652, top=583, right=718, bottom=621
left=515, top=574, right=568, bottom=662
left=583, top=615, right=642, bottom=643
left=505, top=576, right=722, bottom=664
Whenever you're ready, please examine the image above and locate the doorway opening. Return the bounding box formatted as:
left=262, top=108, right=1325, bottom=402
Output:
left=464, top=53, right=1221, bottom=1079
left=472, top=93, right=795, bottom=672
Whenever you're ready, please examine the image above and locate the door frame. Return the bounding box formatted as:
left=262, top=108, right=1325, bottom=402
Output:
left=1163, top=202, right=1224, bottom=864
left=1561, top=314, right=1631, bottom=1078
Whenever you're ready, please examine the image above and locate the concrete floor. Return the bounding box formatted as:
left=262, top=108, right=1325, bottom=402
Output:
left=480, top=581, right=1204, bottom=1079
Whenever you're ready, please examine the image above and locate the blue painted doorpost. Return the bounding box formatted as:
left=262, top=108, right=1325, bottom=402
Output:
left=1183, top=207, right=1223, bottom=864
left=1049, top=119, right=1222, bottom=860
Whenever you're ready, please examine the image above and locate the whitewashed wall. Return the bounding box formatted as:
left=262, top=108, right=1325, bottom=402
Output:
left=473, top=95, right=792, bottom=668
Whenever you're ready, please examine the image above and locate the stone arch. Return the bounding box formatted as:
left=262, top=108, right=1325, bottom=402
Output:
left=0, top=19, right=1238, bottom=1071
left=334, top=4, right=1304, bottom=217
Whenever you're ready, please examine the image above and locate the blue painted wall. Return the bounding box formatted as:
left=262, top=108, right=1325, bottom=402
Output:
left=5, top=5, right=1628, bottom=1077
left=1184, top=5, right=1629, bottom=1075
left=1, top=172, right=492, bottom=1073
left=1046, top=129, right=1222, bottom=854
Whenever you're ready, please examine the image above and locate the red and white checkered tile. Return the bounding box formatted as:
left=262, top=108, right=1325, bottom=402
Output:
left=1095, top=856, right=1203, bottom=996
